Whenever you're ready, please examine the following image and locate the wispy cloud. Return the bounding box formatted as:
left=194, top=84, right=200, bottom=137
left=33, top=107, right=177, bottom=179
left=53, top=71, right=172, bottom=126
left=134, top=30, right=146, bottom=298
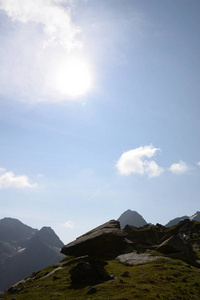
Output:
left=168, top=160, right=190, bottom=175
left=116, top=145, right=164, bottom=178
left=197, top=162, right=200, bottom=167
left=0, top=168, right=37, bottom=189
left=62, top=220, right=74, bottom=229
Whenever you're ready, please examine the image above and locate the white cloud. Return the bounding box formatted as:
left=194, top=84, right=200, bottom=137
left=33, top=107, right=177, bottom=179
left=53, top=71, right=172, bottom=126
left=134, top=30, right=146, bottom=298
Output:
left=116, top=145, right=164, bottom=178
left=144, top=160, right=164, bottom=178
left=0, top=0, right=81, bottom=50
left=0, top=169, right=37, bottom=189
left=169, top=160, right=189, bottom=175
left=62, top=220, right=74, bottom=229
left=0, top=0, right=87, bottom=102
left=197, top=162, right=200, bottom=167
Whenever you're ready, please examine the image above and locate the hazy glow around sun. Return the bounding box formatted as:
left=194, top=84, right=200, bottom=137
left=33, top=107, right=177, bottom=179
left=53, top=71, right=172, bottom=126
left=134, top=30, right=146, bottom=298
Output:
left=54, top=56, right=92, bottom=98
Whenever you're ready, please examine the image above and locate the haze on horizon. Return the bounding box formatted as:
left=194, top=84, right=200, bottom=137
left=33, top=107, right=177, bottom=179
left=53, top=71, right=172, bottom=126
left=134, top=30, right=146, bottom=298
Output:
left=0, top=0, right=199, bottom=244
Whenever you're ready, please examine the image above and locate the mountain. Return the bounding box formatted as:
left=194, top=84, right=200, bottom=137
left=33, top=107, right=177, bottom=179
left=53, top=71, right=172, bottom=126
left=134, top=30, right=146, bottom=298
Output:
left=117, top=209, right=147, bottom=229
left=0, top=217, right=37, bottom=243
left=165, top=211, right=200, bottom=227
left=165, top=215, right=189, bottom=227
left=190, top=211, right=200, bottom=222
left=0, top=218, right=64, bottom=292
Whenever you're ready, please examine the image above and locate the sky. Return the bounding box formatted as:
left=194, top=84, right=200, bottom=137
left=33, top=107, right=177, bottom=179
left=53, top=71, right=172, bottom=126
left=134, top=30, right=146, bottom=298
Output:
left=0, top=0, right=200, bottom=244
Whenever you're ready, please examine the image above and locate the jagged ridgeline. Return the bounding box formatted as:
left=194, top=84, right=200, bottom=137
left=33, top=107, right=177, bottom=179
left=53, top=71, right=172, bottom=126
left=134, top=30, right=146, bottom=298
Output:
left=0, top=218, right=64, bottom=292
left=1, top=212, right=200, bottom=299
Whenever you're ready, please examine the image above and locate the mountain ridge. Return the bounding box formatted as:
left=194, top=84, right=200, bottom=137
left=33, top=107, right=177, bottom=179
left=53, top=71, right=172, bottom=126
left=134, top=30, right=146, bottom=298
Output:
left=165, top=211, right=200, bottom=227
left=0, top=217, right=64, bottom=292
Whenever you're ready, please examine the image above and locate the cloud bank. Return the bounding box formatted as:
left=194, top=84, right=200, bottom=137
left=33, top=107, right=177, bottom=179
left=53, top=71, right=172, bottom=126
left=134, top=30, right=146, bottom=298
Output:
left=116, top=145, right=164, bottom=178
left=0, top=168, right=37, bottom=189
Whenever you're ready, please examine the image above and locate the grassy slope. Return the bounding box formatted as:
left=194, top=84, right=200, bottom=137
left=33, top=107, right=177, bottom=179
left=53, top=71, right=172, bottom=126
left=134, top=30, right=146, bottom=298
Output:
left=1, top=256, right=200, bottom=300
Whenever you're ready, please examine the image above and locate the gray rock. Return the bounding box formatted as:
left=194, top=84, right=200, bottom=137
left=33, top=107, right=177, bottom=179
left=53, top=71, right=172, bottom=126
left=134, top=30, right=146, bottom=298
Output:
left=124, top=224, right=165, bottom=250
left=61, top=220, right=129, bottom=257
left=156, top=235, right=191, bottom=254
left=116, top=252, right=162, bottom=266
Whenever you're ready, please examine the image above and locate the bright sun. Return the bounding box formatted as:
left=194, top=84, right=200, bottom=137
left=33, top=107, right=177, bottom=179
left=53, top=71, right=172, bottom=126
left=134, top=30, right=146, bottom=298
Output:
left=54, top=56, right=92, bottom=98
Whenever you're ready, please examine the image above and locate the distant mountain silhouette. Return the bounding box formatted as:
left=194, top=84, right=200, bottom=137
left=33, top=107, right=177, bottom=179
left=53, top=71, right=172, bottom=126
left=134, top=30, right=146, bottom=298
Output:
left=0, top=218, right=64, bottom=292
left=165, top=211, right=200, bottom=227
left=165, top=216, right=189, bottom=227
left=190, top=211, right=200, bottom=222
left=0, top=217, right=37, bottom=243
left=117, top=209, right=147, bottom=229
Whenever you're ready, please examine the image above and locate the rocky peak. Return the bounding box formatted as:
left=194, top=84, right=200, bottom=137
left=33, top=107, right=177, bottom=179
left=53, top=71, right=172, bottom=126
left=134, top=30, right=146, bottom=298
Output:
left=35, top=226, right=64, bottom=248
left=0, top=217, right=37, bottom=243
left=190, top=211, right=200, bottom=222
left=117, top=209, right=147, bottom=229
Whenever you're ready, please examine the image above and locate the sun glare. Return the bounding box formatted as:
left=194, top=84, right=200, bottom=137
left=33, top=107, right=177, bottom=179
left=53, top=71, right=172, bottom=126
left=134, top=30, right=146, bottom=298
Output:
left=55, top=57, right=92, bottom=98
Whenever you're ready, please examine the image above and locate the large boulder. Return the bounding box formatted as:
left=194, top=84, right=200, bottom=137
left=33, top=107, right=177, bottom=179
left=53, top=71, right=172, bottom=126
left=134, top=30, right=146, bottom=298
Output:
left=61, top=220, right=129, bottom=257
left=156, top=235, right=191, bottom=254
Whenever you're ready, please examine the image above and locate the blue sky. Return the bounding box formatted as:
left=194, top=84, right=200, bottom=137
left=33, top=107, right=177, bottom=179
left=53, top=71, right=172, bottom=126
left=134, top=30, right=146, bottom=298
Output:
left=0, top=0, right=199, bottom=244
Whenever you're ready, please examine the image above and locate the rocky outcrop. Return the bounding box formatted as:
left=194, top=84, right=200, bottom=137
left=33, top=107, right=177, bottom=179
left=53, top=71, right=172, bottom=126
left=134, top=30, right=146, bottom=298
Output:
left=124, top=224, right=166, bottom=250
left=61, top=218, right=200, bottom=268
left=61, top=220, right=131, bottom=257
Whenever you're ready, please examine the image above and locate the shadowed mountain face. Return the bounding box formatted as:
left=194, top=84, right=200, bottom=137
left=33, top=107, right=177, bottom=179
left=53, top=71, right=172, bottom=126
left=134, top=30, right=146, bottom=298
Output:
left=0, top=217, right=38, bottom=243
left=117, top=209, right=147, bottom=229
left=0, top=218, right=64, bottom=292
left=165, top=216, right=189, bottom=227
left=165, top=211, right=200, bottom=227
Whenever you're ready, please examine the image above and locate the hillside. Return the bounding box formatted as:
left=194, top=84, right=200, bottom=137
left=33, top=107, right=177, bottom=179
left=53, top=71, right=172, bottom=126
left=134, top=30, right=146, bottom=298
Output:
left=1, top=219, right=200, bottom=299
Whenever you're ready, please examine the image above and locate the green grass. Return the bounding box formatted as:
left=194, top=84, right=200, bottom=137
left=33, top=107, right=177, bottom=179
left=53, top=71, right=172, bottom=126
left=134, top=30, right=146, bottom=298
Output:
left=1, top=256, right=200, bottom=299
